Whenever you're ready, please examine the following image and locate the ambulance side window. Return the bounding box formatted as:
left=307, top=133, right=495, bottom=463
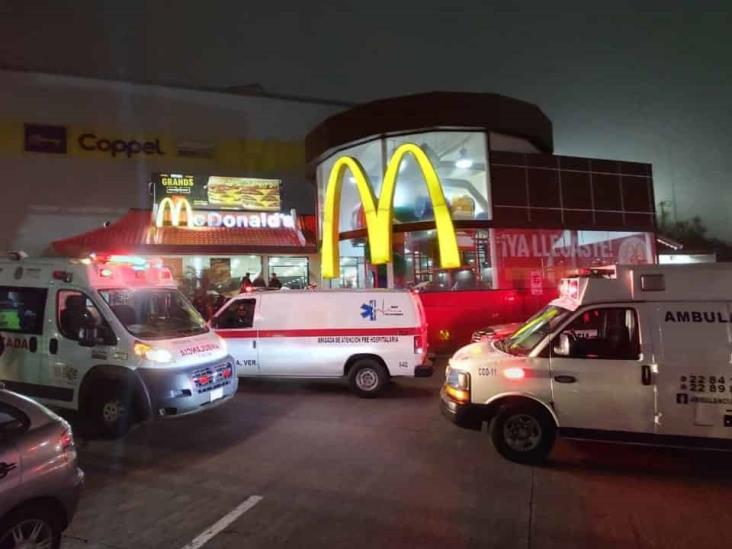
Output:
left=0, top=286, right=47, bottom=335
left=57, top=290, right=107, bottom=341
left=215, top=299, right=256, bottom=329
left=556, top=307, right=640, bottom=360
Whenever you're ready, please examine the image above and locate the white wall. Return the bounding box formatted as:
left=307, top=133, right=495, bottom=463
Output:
left=0, top=70, right=343, bottom=255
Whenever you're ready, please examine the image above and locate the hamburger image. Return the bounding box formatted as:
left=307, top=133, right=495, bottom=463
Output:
left=207, top=177, right=281, bottom=211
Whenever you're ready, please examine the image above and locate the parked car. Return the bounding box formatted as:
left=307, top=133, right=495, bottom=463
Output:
left=0, top=386, right=84, bottom=548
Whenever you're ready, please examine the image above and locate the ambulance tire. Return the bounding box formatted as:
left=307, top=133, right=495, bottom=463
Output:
left=490, top=401, right=556, bottom=465
left=348, top=359, right=388, bottom=398
left=91, top=380, right=133, bottom=439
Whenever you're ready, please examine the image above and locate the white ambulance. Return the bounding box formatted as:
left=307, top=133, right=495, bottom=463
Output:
left=441, top=264, right=732, bottom=464
left=211, top=289, right=432, bottom=397
left=0, top=254, right=237, bottom=438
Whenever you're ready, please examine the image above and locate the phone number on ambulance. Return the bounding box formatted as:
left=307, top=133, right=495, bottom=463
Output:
left=317, top=336, right=400, bottom=344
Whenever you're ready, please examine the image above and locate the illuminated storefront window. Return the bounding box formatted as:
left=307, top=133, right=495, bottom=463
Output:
left=268, top=256, right=309, bottom=289
left=317, top=131, right=489, bottom=235
left=160, top=255, right=263, bottom=296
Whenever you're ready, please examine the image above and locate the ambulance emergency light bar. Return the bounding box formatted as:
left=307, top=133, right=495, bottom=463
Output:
left=85, top=254, right=173, bottom=285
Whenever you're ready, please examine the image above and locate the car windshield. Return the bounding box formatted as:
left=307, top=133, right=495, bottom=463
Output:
left=500, top=305, right=570, bottom=356
left=99, top=288, right=208, bottom=340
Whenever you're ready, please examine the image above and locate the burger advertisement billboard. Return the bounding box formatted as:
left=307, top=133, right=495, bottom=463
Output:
left=153, top=173, right=281, bottom=212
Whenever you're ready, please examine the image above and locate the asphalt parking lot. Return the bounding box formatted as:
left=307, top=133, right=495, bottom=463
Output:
left=62, top=360, right=732, bottom=549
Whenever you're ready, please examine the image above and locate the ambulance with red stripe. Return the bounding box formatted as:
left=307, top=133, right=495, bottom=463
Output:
left=0, top=253, right=236, bottom=438
left=442, top=264, right=732, bottom=464
left=211, top=289, right=432, bottom=397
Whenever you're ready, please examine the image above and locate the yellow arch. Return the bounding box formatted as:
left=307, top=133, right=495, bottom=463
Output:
left=321, top=142, right=460, bottom=279
left=155, top=197, right=193, bottom=228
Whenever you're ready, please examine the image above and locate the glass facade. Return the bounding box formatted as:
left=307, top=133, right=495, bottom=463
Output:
left=157, top=254, right=312, bottom=297
left=316, top=129, right=656, bottom=291
left=317, top=131, right=490, bottom=234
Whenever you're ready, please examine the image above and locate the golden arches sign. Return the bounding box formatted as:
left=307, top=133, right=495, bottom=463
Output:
left=155, top=197, right=193, bottom=228
left=321, top=143, right=460, bottom=279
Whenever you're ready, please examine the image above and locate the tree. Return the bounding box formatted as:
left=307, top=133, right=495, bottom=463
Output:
left=657, top=202, right=732, bottom=260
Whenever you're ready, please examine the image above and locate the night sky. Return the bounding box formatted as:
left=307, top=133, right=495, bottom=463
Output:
left=2, top=1, right=730, bottom=239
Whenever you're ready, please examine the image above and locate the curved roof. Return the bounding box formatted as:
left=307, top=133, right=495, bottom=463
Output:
left=305, top=91, right=553, bottom=163
left=52, top=209, right=317, bottom=256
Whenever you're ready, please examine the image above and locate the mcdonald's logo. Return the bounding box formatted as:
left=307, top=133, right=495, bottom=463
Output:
left=321, top=142, right=460, bottom=278
left=155, top=197, right=193, bottom=228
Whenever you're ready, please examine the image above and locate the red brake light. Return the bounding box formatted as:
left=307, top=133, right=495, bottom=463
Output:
left=414, top=334, right=425, bottom=355
left=503, top=367, right=525, bottom=380
left=59, top=429, right=74, bottom=451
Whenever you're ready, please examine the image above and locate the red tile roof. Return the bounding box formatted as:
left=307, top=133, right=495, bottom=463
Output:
left=52, top=209, right=318, bottom=257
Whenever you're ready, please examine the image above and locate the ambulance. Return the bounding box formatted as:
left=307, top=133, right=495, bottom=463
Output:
left=0, top=253, right=237, bottom=438
left=211, top=289, right=432, bottom=397
left=441, top=264, right=732, bottom=464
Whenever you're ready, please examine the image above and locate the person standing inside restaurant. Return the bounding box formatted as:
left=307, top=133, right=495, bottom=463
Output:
left=240, top=272, right=253, bottom=292
left=269, top=272, right=282, bottom=289
left=252, top=273, right=267, bottom=288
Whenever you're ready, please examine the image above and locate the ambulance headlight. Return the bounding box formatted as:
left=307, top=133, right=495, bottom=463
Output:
left=133, top=342, right=173, bottom=364
left=446, top=368, right=470, bottom=390
left=444, top=369, right=471, bottom=403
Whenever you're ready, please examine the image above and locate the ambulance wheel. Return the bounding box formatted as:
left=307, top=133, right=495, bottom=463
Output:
left=490, top=401, right=555, bottom=465
left=91, top=381, right=133, bottom=438
left=348, top=359, right=388, bottom=398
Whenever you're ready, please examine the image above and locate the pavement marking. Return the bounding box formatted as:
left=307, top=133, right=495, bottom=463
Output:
left=179, top=495, right=263, bottom=549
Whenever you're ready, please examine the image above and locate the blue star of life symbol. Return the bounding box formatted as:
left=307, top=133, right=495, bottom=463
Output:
left=360, top=302, right=376, bottom=321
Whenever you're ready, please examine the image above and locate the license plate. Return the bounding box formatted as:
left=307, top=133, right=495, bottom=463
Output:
left=210, top=387, right=224, bottom=402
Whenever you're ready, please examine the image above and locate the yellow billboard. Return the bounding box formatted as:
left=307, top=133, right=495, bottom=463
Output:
left=321, top=143, right=460, bottom=278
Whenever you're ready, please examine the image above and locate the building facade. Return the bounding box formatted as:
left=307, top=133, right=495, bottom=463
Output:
left=0, top=70, right=345, bottom=293
left=307, top=92, right=657, bottom=292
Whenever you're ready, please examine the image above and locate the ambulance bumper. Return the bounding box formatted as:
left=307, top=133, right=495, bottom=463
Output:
left=440, top=387, right=486, bottom=431
left=137, top=357, right=238, bottom=418
left=414, top=364, right=434, bottom=378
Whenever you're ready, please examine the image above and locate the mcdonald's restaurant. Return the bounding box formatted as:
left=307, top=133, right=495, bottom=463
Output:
left=51, top=174, right=321, bottom=297
left=2, top=70, right=659, bottom=347
left=307, top=92, right=657, bottom=292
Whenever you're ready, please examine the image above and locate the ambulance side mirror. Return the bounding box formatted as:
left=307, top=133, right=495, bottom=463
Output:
left=553, top=333, right=572, bottom=357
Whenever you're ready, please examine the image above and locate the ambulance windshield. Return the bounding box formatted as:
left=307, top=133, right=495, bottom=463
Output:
left=99, top=288, right=208, bottom=340
left=501, top=305, right=570, bottom=356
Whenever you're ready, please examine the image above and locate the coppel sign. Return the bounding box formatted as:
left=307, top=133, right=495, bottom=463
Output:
left=78, top=133, right=165, bottom=158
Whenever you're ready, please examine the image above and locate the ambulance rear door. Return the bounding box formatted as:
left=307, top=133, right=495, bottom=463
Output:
left=653, top=302, right=732, bottom=439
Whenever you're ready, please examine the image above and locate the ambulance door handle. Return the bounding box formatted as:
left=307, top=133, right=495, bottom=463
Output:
left=554, top=375, right=576, bottom=384
left=641, top=365, right=652, bottom=386
left=49, top=338, right=58, bottom=355
left=252, top=340, right=256, bottom=349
